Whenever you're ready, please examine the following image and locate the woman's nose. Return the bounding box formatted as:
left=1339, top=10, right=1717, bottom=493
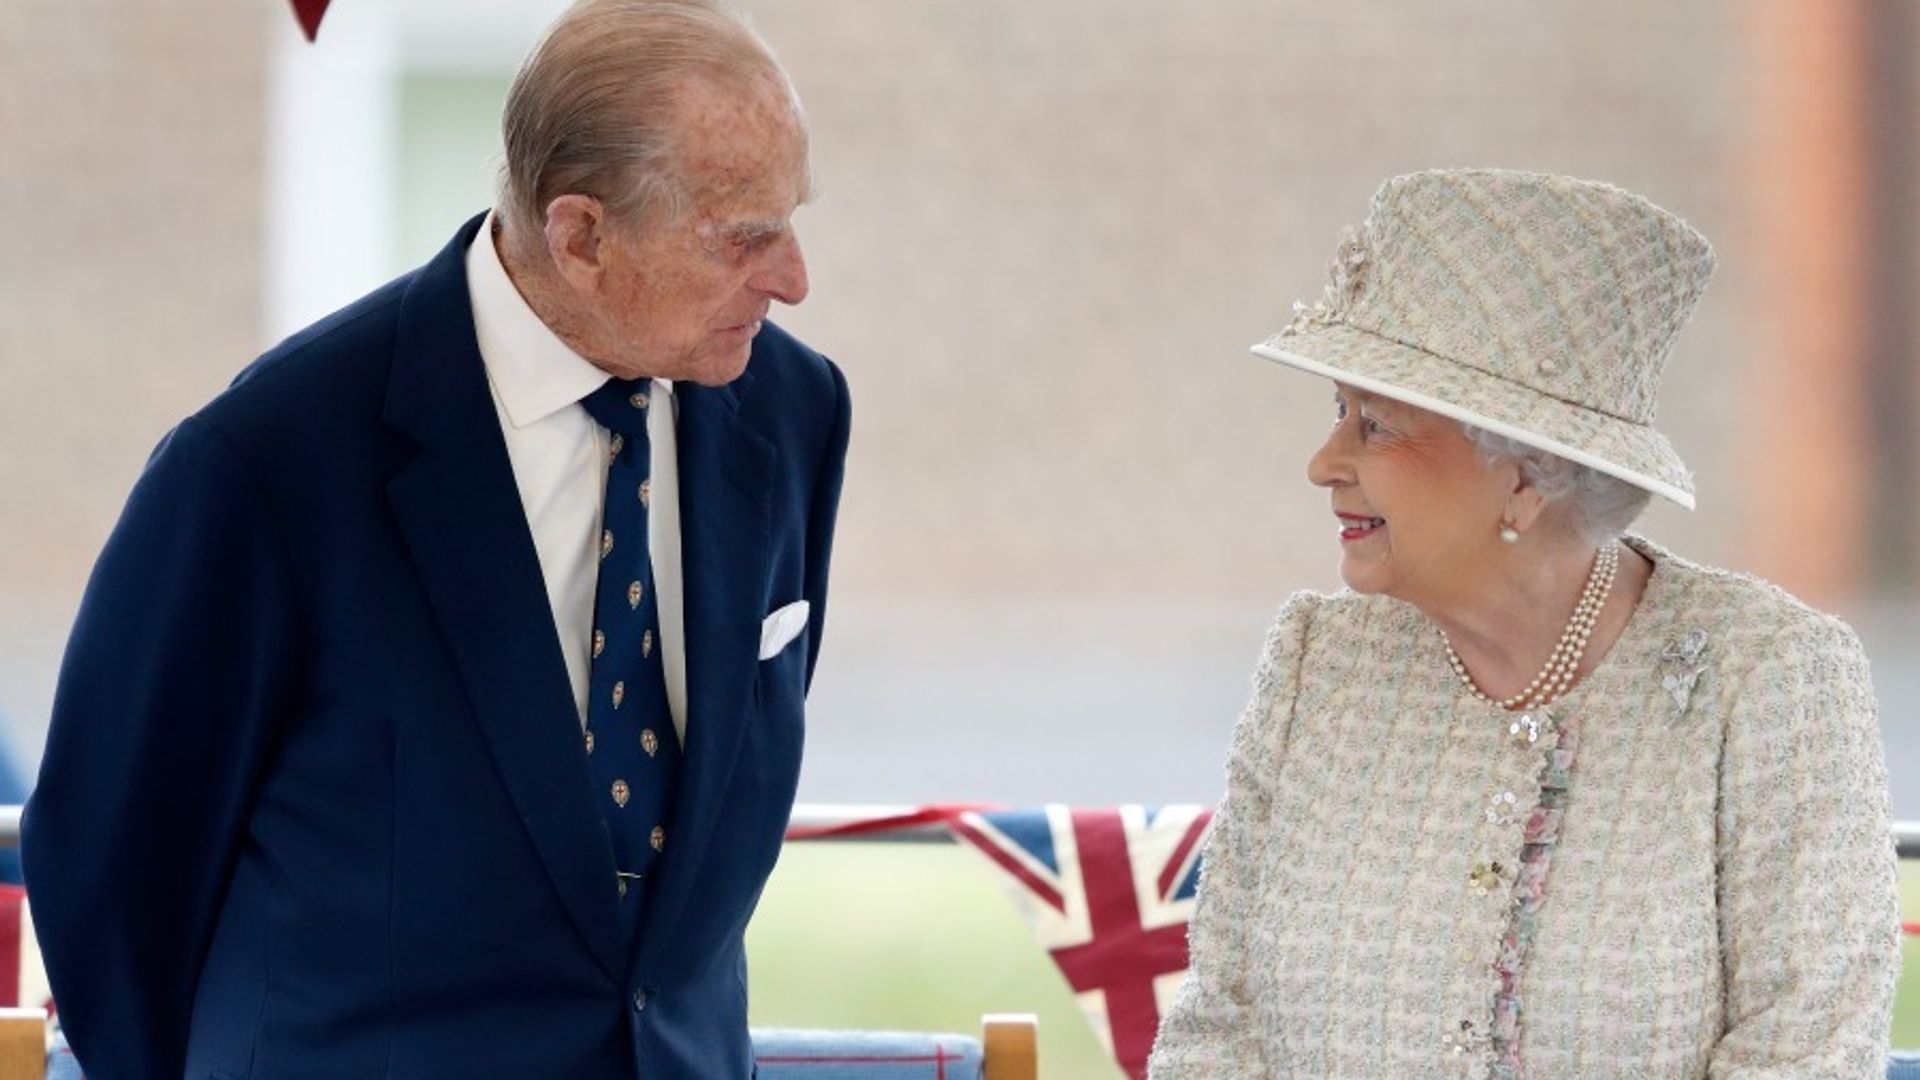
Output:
left=1307, top=425, right=1351, bottom=489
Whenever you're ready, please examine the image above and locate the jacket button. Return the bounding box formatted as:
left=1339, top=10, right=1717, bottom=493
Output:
left=633, top=989, right=649, bottom=1012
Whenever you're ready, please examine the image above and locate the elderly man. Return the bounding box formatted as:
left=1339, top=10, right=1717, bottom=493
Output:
left=23, top=1, right=847, bottom=1076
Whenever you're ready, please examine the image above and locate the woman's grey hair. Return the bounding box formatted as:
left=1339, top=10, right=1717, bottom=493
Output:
left=498, top=0, right=788, bottom=242
left=1461, top=424, right=1653, bottom=544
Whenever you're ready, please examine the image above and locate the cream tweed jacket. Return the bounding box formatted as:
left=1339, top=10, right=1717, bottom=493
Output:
left=1150, top=537, right=1899, bottom=1079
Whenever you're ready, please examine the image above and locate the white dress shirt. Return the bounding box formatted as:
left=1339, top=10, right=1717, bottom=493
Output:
left=464, top=213, right=687, bottom=744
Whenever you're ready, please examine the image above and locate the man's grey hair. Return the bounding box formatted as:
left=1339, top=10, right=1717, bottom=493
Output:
left=1461, top=425, right=1653, bottom=544
left=498, top=0, right=788, bottom=242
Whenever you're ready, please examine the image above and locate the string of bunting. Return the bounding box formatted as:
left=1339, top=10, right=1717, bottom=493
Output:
left=288, top=0, right=331, bottom=42
left=788, top=803, right=1213, bottom=1080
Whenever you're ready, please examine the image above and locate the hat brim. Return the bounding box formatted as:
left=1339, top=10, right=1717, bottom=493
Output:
left=1252, top=321, right=1696, bottom=510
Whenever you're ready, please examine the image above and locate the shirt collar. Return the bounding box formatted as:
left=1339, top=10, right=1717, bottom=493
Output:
left=465, top=211, right=624, bottom=429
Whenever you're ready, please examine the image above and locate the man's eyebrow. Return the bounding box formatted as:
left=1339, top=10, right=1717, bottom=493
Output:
left=721, top=217, right=789, bottom=243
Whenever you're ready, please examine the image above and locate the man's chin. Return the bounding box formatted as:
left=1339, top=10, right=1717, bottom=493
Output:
left=685, top=343, right=754, bottom=387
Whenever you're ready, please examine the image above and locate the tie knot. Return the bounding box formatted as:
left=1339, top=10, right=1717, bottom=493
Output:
left=580, top=377, right=655, bottom=438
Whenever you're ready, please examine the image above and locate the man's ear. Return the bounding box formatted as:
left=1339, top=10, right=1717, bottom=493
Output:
left=543, top=194, right=608, bottom=293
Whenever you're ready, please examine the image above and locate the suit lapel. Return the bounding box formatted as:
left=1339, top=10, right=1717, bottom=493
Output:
left=636, top=378, right=776, bottom=966
left=382, top=216, right=625, bottom=982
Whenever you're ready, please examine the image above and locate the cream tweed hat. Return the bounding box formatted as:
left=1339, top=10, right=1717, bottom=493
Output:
left=1253, top=168, right=1714, bottom=509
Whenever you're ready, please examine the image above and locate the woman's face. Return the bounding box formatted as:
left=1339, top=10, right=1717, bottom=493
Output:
left=1306, top=385, right=1518, bottom=609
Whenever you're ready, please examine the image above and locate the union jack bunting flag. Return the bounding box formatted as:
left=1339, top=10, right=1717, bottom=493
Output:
left=948, top=806, right=1212, bottom=1080
left=288, top=0, right=332, bottom=41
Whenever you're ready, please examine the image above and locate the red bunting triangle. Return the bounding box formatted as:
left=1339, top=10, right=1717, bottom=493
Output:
left=289, top=0, right=331, bottom=42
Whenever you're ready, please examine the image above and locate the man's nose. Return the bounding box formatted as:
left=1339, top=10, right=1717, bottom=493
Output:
left=753, top=230, right=809, bottom=306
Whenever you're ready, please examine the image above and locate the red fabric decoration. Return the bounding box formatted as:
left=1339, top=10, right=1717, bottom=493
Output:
left=289, top=0, right=331, bottom=42
left=0, top=886, right=21, bottom=1008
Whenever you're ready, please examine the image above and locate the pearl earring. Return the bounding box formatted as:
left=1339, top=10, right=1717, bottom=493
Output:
left=1499, top=524, right=1520, bottom=545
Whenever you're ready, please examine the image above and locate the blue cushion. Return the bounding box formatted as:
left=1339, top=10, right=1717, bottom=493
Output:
left=1890, top=1051, right=1920, bottom=1080
left=753, top=1028, right=983, bottom=1080
left=46, top=1025, right=82, bottom=1080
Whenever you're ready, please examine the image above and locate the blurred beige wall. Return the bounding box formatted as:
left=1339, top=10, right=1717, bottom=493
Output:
left=2, top=0, right=269, bottom=584
left=748, top=0, right=1758, bottom=609
left=1, top=0, right=272, bottom=761
left=2, top=1, right=1910, bottom=795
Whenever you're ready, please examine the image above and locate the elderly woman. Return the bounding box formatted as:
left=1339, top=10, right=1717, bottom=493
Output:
left=1148, top=170, right=1899, bottom=1079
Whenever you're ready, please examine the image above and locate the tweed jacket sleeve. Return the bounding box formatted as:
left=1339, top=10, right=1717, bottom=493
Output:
left=1148, top=591, right=1320, bottom=1078
left=1708, top=611, right=1899, bottom=1078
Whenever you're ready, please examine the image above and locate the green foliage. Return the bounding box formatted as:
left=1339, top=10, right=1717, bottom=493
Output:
left=1895, top=861, right=1920, bottom=1050
left=748, top=844, right=1124, bottom=1079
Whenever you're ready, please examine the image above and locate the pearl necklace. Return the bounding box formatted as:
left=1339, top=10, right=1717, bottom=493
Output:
left=1442, top=543, right=1620, bottom=710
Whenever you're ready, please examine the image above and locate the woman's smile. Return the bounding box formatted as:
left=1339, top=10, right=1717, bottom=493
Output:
left=1335, top=511, right=1385, bottom=542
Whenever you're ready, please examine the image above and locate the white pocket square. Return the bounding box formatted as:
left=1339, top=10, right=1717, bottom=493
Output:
left=759, top=600, right=810, bottom=660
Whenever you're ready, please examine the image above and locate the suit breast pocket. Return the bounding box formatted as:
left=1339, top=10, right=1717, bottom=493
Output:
left=747, top=635, right=807, bottom=793
left=754, top=628, right=807, bottom=717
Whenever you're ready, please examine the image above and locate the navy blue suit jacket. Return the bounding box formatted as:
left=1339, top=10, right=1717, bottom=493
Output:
left=23, top=215, right=851, bottom=1079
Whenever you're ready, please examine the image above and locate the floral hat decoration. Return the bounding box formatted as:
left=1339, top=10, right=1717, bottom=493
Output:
left=1254, top=168, right=1715, bottom=509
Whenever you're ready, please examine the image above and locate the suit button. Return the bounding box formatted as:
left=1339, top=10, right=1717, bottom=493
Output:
left=633, top=989, right=648, bottom=1012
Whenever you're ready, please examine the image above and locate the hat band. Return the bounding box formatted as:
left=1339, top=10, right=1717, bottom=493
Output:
left=1250, top=341, right=1697, bottom=510
left=1332, top=317, right=1647, bottom=426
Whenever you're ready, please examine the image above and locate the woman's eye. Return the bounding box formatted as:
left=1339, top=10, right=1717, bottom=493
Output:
left=1362, top=415, right=1388, bottom=437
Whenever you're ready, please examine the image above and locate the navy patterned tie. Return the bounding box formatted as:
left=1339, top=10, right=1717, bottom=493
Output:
left=578, top=377, right=682, bottom=936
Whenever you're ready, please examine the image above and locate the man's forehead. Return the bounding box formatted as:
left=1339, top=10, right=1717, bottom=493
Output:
left=691, top=160, right=810, bottom=228
left=671, top=74, right=804, bottom=157
left=676, top=117, right=810, bottom=207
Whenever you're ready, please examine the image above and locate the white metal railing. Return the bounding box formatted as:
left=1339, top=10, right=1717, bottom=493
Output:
left=786, top=803, right=954, bottom=842
left=0, top=805, right=1913, bottom=857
